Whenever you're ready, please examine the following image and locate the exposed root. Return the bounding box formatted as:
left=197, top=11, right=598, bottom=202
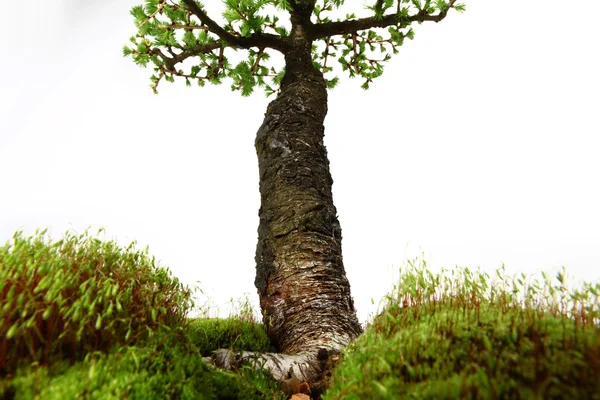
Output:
left=204, top=347, right=341, bottom=398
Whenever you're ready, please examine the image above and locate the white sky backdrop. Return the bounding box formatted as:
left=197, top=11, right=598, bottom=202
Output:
left=1, top=1, right=599, bottom=323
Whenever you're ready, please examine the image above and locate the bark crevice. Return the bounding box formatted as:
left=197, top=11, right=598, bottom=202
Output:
left=245, top=10, right=363, bottom=394
left=254, top=44, right=362, bottom=358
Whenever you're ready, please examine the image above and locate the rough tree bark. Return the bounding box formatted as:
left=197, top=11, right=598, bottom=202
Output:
left=211, top=67, right=362, bottom=395
left=209, top=5, right=363, bottom=394
left=135, top=0, right=460, bottom=394
left=254, top=20, right=363, bottom=356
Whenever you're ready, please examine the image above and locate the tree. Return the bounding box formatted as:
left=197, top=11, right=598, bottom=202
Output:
left=124, top=0, right=463, bottom=392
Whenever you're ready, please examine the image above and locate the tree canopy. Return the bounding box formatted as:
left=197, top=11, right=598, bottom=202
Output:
left=123, top=0, right=464, bottom=95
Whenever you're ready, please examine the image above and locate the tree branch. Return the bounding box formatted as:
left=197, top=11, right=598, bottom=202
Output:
left=181, top=0, right=242, bottom=45
left=180, top=0, right=287, bottom=52
left=157, top=24, right=209, bottom=30
left=309, top=2, right=457, bottom=40
left=151, top=41, right=222, bottom=70
left=291, top=0, right=317, bottom=18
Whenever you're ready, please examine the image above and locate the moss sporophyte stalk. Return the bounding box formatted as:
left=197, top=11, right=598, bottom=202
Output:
left=1, top=230, right=598, bottom=398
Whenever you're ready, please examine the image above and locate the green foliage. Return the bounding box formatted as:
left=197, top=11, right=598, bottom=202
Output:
left=3, top=228, right=598, bottom=398
left=187, top=318, right=270, bottom=355
left=324, top=259, right=600, bottom=399
left=0, top=329, right=284, bottom=399
left=123, top=0, right=287, bottom=95
left=124, top=0, right=465, bottom=94
left=0, top=229, right=193, bottom=375
left=0, top=228, right=285, bottom=400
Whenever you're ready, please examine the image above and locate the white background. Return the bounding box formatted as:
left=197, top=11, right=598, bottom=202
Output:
left=1, top=1, right=598, bottom=322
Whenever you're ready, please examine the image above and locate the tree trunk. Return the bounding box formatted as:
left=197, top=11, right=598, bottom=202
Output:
left=254, top=34, right=362, bottom=358
left=208, top=18, right=363, bottom=395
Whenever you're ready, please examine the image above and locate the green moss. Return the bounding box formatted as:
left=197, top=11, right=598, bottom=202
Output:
left=187, top=318, right=271, bottom=356
left=4, top=229, right=599, bottom=399
left=0, top=229, right=194, bottom=374
left=0, top=229, right=284, bottom=400
left=324, top=262, right=600, bottom=399
left=1, top=330, right=282, bottom=399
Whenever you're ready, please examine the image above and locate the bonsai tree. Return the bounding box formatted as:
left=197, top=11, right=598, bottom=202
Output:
left=124, top=0, right=463, bottom=389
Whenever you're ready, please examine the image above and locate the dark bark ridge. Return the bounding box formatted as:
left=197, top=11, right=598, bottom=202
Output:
left=254, top=5, right=363, bottom=356
left=168, top=0, right=458, bottom=392
left=210, top=44, right=358, bottom=391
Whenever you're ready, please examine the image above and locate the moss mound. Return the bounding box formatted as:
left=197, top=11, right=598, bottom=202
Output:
left=324, top=262, right=600, bottom=399
left=0, top=229, right=284, bottom=400
left=4, top=230, right=598, bottom=399
left=2, top=330, right=281, bottom=400
left=0, top=229, right=193, bottom=374
left=187, top=318, right=270, bottom=356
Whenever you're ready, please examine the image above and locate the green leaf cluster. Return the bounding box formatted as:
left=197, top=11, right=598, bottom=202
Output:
left=311, top=0, right=464, bottom=89
left=123, top=0, right=288, bottom=95
left=223, top=0, right=272, bottom=38
left=123, top=0, right=465, bottom=95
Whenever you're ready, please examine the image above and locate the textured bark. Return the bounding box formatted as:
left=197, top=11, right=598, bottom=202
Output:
left=253, top=25, right=363, bottom=360
left=211, top=349, right=319, bottom=382
left=139, top=0, right=458, bottom=394
left=207, top=7, right=364, bottom=394
left=207, top=347, right=341, bottom=396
